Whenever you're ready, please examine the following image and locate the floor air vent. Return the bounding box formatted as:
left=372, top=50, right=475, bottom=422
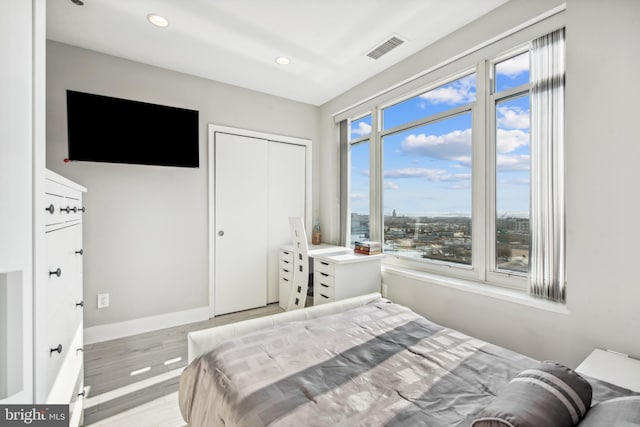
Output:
left=366, top=35, right=405, bottom=60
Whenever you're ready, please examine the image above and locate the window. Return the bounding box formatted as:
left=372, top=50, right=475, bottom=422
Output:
left=342, top=28, right=564, bottom=293
left=493, top=52, right=531, bottom=274
left=348, top=114, right=372, bottom=245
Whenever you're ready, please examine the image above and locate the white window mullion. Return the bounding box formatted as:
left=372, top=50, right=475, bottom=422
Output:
left=369, top=107, right=383, bottom=245
left=474, top=61, right=488, bottom=282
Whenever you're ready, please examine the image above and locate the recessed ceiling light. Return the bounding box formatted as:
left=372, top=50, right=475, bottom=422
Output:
left=275, top=57, right=291, bottom=65
left=147, top=13, right=169, bottom=28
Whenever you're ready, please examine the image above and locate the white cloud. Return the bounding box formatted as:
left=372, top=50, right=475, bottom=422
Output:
left=496, top=54, right=529, bottom=78
left=352, top=121, right=371, bottom=137
left=496, top=129, right=529, bottom=154
left=400, top=128, right=472, bottom=166
left=384, top=181, right=399, bottom=190
left=497, top=106, right=530, bottom=129
left=419, top=75, right=476, bottom=105
left=384, top=168, right=470, bottom=183
left=351, top=192, right=368, bottom=200
left=497, top=154, right=530, bottom=171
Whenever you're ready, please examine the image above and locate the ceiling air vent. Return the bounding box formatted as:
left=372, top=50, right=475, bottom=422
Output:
left=366, top=35, right=405, bottom=60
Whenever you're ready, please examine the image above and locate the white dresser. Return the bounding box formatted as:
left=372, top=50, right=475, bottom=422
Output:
left=36, top=170, right=86, bottom=425
left=278, top=245, right=383, bottom=308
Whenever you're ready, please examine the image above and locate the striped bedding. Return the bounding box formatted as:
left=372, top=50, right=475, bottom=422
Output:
left=178, top=299, right=632, bottom=426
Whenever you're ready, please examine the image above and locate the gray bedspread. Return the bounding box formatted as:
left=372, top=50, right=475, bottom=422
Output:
left=178, top=299, right=631, bottom=426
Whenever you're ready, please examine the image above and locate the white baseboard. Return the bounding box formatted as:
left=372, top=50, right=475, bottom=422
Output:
left=83, top=306, right=209, bottom=345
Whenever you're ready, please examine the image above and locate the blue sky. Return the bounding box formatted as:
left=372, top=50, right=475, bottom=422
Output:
left=350, top=52, right=530, bottom=218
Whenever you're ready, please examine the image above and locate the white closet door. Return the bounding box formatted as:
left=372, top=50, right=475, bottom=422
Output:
left=214, top=133, right=268, bottom=315
left=267, top=142, right=306, bottom=303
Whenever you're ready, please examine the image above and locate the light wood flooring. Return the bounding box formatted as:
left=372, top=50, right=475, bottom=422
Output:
left=83, top=303, right=284, bottom=426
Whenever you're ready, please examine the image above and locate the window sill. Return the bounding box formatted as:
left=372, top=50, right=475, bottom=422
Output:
left=381, top=264, right=570, bottom=315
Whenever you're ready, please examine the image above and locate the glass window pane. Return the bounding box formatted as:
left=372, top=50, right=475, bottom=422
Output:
left=495, top=52, right=530, bottom=92
left=350, top=115, right=372, bottom=140
left=350, top=141, right=370, bottom=245
left=383, top=74, right=476, bottom=130
left=383, top=112, right=472, bottom=265
left=495, top=94, right=530, bottom=273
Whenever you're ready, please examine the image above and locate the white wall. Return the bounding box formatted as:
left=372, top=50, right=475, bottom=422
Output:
left=46, top=41, right=319, bottom=330
left=319, top=0, right=640, bottom=368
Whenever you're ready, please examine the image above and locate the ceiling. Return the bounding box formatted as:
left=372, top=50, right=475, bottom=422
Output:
left=47, top=0, right=509, bottom=106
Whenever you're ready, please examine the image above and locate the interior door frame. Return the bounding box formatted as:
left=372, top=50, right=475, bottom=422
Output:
left=208, top=124, right=312, bottom=318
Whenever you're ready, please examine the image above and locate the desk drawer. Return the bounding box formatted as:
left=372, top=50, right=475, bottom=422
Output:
left=314, top=259, right=335, bottom=276
left=314, top=271, right=335, bottom=287
left=280, top=249, right=294, bottom=263
left=315, top=280, right=335, bottom=299
left=279, top=258, right=293, bottom=271
left=314, top=292, right=335, bottom=305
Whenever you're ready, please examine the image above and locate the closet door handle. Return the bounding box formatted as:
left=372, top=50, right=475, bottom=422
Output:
left=72, top=206, right=78, bottom=213
left=61, top=206, right=71, bottom=213
left=79, top=206, right=86, bottom=212
left=49, top=268, right=62, bottom=278
left=76, top=300, right=84, bottom=308
left=50, top=344, right=63, bottom=355
left=45, top=204, right=55, bottom=214
left=75, top=249, right=84, bottom=255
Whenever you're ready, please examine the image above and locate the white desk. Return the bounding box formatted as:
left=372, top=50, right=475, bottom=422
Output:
left=278, top=244, right=384, bottom=309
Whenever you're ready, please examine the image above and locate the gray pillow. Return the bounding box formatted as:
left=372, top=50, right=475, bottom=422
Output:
left=578, top=396, right=640, bottom=426
left=472, top=361, right=592, bottom=427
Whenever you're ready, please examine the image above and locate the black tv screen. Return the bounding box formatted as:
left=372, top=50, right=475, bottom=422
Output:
left=66, top=90, right=199, bottom=168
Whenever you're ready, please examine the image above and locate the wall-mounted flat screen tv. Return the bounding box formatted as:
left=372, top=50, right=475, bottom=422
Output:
left=66, top=90, right=199, bottom=168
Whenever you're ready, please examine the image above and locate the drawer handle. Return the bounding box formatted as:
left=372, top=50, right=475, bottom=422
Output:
left=320, top=283, right=329, bottom=288
left=282, top=260, right=290, bottom=264
left=320, top=261, right=329, bottom=266
left=320, top=294, right=329, bottom=299
left=320, top=272, right=329, bottom=277
left=75, top=249, right=84, bottom=255
left=61, top=206, right=72, bottom=213
left=282, top=278, right=289, bottom=282
left=79, top=206, right=86, bottom=213
left=76, top=300, right=84, bottom=308
left=78, top=390, right=86, bottom=398
left=50, top=344, right=63, bottom=355
left=283, top=268, right=289, bottom=273
left=45, top=204, right=55, bottom=214
left=72, top=206, right=78, bottom=213
left=49, top=268, right=62, bottom=278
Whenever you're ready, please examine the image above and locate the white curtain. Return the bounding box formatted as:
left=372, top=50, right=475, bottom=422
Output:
left=529, top=28, right=566, bottom=302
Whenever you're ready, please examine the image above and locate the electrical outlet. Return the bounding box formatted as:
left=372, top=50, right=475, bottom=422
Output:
left=97, top=293, right=110, bottom=309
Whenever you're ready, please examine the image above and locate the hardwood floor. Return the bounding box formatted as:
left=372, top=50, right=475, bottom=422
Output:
left=83, top=303, right=284, bottom=426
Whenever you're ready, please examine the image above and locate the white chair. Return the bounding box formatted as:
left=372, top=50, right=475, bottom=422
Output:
left=286, top=217, right=309, bottom=311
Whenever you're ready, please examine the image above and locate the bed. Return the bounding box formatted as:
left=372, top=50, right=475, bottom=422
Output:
left=179, top=293, right=638, bottom=426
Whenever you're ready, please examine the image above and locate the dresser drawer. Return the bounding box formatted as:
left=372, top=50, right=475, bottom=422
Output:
left=314, top=259, right=335, bottom=276
left=45, top=193, right=83, bottom=227
left=45, top=179, right=84, bottom=228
